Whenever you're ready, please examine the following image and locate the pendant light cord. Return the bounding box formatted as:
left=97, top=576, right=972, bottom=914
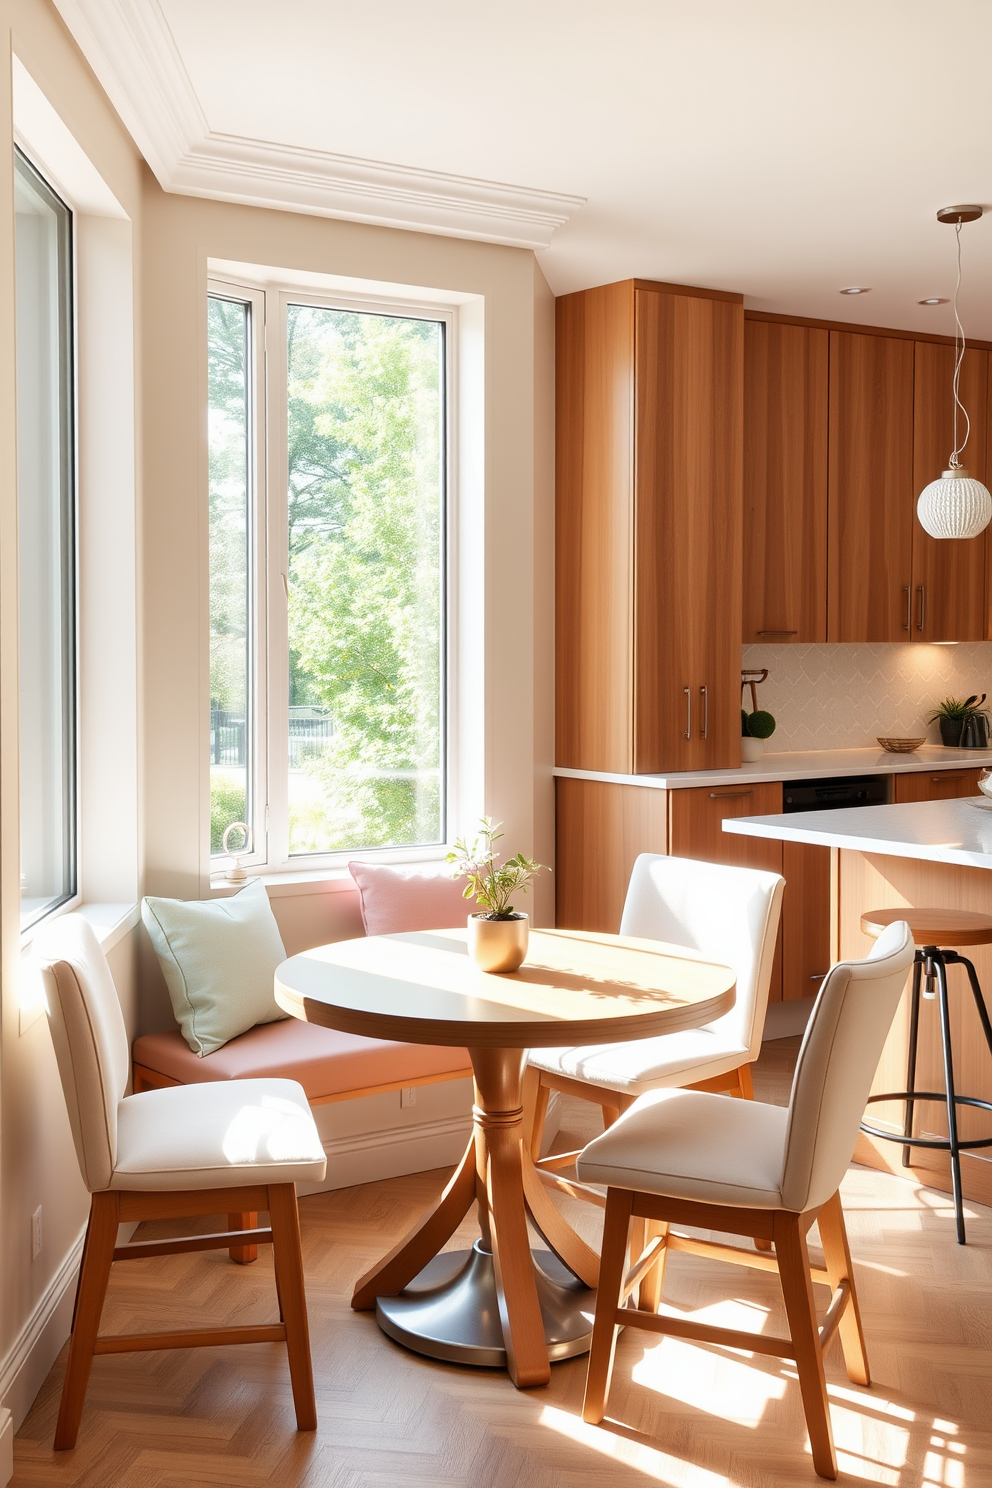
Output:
left=950, top=219, right=970, bottom=469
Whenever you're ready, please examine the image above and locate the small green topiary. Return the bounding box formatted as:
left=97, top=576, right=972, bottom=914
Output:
left=743, top=709, right=776, bottom=740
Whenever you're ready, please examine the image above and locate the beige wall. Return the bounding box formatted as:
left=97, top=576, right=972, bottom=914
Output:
left=0, top=0, right=556, bottom=1432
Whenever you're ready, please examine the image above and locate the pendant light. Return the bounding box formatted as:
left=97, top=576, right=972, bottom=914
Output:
left=917, top=205, right=992, bottom=539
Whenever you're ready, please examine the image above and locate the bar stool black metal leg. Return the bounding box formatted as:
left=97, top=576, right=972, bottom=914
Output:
left=958, top=954, right=992, bottom=1060
left=935, top=957, right=966, bottom=1244
left=903, top=954, right=923, bottom=1167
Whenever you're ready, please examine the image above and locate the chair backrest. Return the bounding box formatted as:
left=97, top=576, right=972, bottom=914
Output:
left=619, top=854, right=785, bottom=1058
left=35, top=915, right=130, bottom=1192
left=780, top=919, right=914, bottom=1213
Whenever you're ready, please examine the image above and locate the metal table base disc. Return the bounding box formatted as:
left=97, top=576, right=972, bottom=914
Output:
left=375, top=1240, right=596, bottom=1368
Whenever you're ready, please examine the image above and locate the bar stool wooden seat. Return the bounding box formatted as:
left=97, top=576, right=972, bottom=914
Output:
left=860, top=907, right=992, bottom=1244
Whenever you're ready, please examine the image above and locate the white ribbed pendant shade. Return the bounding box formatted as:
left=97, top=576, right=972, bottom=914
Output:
left=917, top=468, right=992, bottom=539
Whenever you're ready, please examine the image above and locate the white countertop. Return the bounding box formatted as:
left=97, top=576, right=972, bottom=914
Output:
left=554, top=745, right=992, bottom=791
left=724, top=794, right=992, bottom=870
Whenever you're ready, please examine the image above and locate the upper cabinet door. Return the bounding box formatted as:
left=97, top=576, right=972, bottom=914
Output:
left=827, top=331, right=915, bottom=642
left=912, top=343, right=988, bottom=642
left=632, top=288, right=744, bottom=773
left=743, top=320, right=828, bottom=643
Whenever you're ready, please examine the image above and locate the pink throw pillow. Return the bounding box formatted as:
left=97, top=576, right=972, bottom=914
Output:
left=348, top=860, right=469, bottom=936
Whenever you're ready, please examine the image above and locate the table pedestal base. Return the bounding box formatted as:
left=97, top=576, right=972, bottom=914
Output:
left=375, top=1239, right=595, bottom=1367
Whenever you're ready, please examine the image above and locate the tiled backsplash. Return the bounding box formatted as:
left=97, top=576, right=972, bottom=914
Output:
left=741, top=642, right=992, bottom=751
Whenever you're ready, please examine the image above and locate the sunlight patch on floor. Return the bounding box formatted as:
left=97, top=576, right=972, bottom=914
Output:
left=539, top=1405, right=730, bottom=1487
left=630, top=1332, right=785, bottom=1428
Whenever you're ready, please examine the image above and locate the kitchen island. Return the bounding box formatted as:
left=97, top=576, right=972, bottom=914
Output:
left=725, top=796, right=992, bottom=1210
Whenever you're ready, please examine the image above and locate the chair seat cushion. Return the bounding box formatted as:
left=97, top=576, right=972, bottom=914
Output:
left=111, top=1078, right=327, bottom=1191
left=133, top=1020, right=470, bottom=1102
left=576, top=1087, right=788, bottom=1208
left=528, top=1028, right=750, bottom=1097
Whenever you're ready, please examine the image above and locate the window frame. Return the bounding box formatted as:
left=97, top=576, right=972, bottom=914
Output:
left=207, top=279, right=268, bottom=870
left=14, top=144, right=79, bottom=932
left=209, top=276, right=456, bottom=877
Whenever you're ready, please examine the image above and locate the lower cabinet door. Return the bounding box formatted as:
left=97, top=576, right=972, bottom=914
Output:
left=669, top=783, right=784, bottom=1001
left=893, top=768, right=984, bottom=803
left=781, top=841, right=832, bottom=1003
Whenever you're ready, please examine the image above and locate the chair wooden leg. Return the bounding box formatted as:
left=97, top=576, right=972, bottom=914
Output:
left=267, top=1185, right=317, bottom=1432
left=816, top=1191, right=869, bottom=1387
left=774, top=1212, right=837, bottom=1480
left=55, top=1192, right=120, bottom=1450
left=523, top=1065, right=550, bottom=1159
left=228, top=1211, right=259, bottom=1265
left=636, top=1219, right=669, bottom=1312
left=582, top=1188, right=633, bottom=1424
left=736, top=1062, right=755, bottom=1100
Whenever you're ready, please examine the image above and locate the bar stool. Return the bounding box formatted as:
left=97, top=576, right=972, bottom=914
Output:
left=859, top=907, right=992, bottom=1243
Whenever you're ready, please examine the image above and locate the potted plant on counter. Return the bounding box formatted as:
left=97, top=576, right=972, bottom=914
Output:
left=447, top=819, right=547, bottom=973
left=928, top=694, right=990, bottom=748
left=741, top=668, right=777, bottom=762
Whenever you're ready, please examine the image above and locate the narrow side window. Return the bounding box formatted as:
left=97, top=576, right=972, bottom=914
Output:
left=14, top=149, right=76, bottom=929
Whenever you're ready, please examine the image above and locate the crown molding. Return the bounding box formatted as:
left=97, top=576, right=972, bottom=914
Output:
left=52, top=0, right=583, bottom=248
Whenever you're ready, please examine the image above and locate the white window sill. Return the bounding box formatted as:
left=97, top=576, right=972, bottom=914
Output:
left=209, top=847, right=451, bottom=899
left=19, top=901, right=140, bottom=1034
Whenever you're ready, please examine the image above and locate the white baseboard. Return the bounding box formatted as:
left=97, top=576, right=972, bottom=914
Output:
left=0, top=1228, right=85, bottom=1433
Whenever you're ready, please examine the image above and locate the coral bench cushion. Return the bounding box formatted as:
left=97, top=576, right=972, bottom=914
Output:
left=133, top=1018, right=471, bottom=1104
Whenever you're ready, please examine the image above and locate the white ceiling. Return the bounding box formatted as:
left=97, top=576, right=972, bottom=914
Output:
left=55, top=0, right=992, bottom=336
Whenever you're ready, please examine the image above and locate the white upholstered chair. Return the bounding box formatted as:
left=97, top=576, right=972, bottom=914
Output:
left=527, top=854, right=785, bottom=1159
left=38, top=915, right=327, bottom=1450
left=576, top=919, right=914, bottom=1481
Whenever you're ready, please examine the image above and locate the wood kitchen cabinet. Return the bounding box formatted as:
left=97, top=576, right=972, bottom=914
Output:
left=912, top=343, right=988, bottom=642
left=556, top=279, right=744, bottom=774
left=827, top=331, right=917, bottom=642
left=555, top=777, right=668, bottom=934
left=743, top=320, right=828, bottom=643
left=892, top=766, right=985, bottom=803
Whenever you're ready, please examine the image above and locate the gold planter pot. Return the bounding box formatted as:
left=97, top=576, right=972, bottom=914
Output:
left=467, top=913, right=529, bottom=973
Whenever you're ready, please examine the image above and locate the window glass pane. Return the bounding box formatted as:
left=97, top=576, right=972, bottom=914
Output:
left=286, top=305, right=445, bottom=854
left=14, top=151, right=75, bottom=930
left=208, top=296, right=253, bottom=855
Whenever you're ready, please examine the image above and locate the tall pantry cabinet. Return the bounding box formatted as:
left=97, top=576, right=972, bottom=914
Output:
left=556, top=279, right=744, bottom=775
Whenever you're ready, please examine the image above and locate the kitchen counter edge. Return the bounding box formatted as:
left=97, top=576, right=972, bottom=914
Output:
left=553, top=746, right=992, bottom=791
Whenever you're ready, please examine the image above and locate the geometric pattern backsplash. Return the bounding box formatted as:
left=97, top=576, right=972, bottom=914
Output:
left=741, top=641, right=992, bottom=751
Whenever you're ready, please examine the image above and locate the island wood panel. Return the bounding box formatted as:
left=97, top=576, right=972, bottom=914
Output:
left=632, top=287, right=743, bottom=773
left=555, top=283, right=634, bottom=772
left=827, top=331, right=916, bottom=642
left=839, top=849, right=992, bottom=1207
left=781, top=842, right=831, bottom=1002
left=892, top=767, right=985, bottom=804
left=555, top=777, right=668, bottom=933
left=912, top=343, right=988, bottom=642
left=743, top=319, right=828, bottom=643
left=669, top=782, right=783, bottom=1002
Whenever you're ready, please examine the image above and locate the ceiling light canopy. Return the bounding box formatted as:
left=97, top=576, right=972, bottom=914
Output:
left=839, top=286, right=870, bottom=295
left=917, top=206, right=992, bottom=540
left=919, top=297, right=948, bottom=306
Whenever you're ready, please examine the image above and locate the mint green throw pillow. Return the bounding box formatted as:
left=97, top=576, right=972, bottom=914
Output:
left=141, top=881, right=288, bottom=1056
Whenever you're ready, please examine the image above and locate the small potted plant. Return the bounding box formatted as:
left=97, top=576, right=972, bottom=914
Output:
left=447, top=819, right=547, bottom=973
left=741, top=669, right=776, bottom=762
left=928, top=694, right=990, bottom=748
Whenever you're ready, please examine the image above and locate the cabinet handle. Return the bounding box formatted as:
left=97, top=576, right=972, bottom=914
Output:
left=809, top=972, right=827, bottom=981
left=757, top=630, right=798, bottom=637
left=932, top=773, right=964, bottom=781
left=700, top=684, right=708, bottom=739
left=709, top=790, right=753, bottom=799
left=902, top=585, right=911, bottom=631
left=917, top=585, right=926, bottom=633
left=683, top=686, right=691, bottom=740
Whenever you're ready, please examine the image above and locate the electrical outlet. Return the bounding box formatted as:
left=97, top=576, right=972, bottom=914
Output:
left=31, top=1207, right=42, bottom=1261
left=400, top=1086, right=417, bottom=1109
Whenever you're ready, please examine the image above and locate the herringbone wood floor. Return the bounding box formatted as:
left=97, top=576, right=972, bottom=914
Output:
left=13, top=1039, right=992, bottom=1487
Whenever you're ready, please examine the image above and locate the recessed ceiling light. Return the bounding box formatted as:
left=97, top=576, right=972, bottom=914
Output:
left=840, top=286, right=871, bottom=295
left=918, top=297, right=948, bottom=305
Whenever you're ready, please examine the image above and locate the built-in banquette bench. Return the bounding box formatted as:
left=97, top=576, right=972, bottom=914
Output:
left=132, top=861, right=483, bottom=1242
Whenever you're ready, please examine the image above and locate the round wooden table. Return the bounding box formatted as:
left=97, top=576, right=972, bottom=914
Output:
left=274, top=925, right=736, bottom=1388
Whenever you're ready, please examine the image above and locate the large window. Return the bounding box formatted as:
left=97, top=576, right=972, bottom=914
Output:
left=14, top=149, right=76, bottom=929
left=208, top=286, right=447, bottom=867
